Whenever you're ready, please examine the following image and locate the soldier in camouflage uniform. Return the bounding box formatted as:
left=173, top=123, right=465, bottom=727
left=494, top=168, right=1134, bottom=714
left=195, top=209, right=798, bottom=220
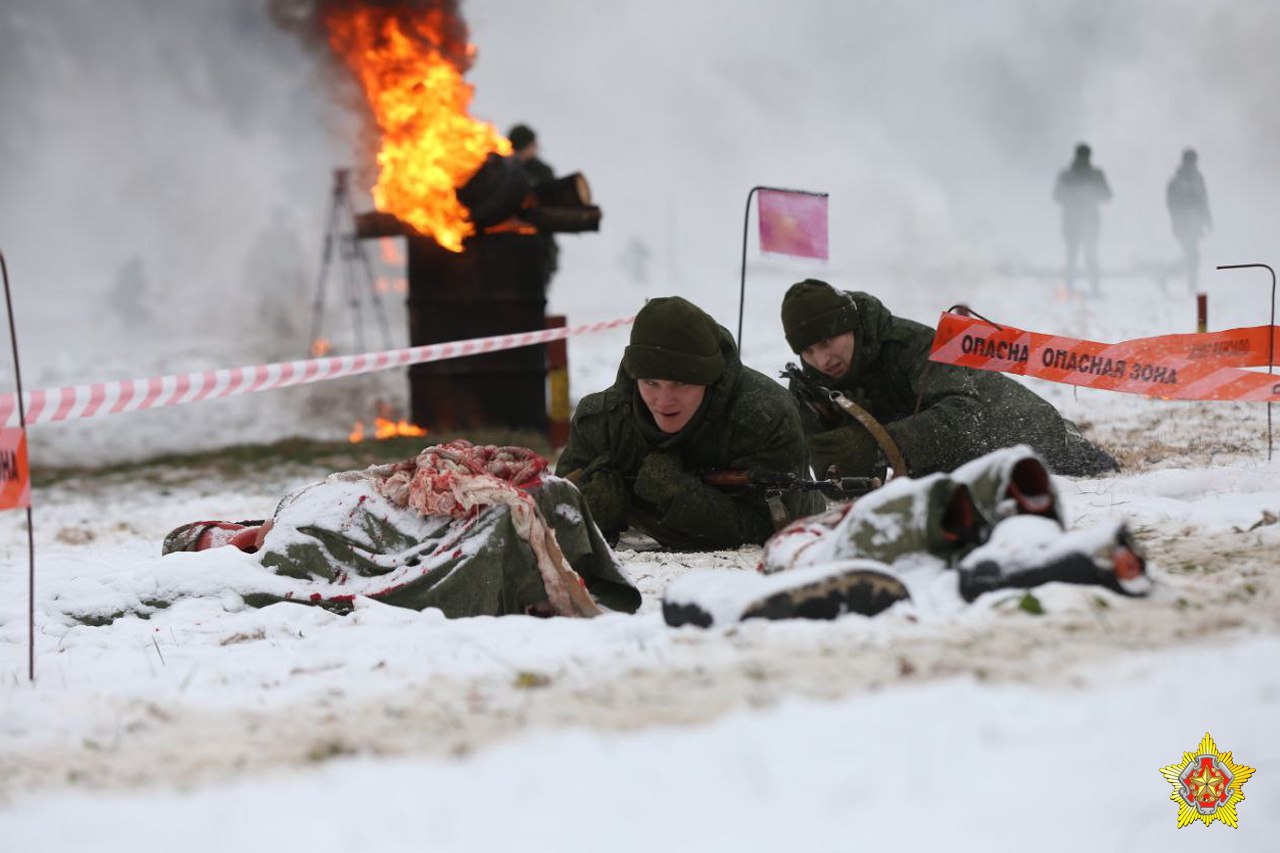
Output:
left=780, top=279, right=1117, bottom=480
left=556, top=296, right=824, bottom=550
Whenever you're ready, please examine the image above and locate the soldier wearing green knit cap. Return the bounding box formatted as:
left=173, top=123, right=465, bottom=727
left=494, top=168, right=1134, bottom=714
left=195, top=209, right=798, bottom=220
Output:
left=556, top=296, right=823, bottom=550
left=780, top=279, right=1117, bottom=480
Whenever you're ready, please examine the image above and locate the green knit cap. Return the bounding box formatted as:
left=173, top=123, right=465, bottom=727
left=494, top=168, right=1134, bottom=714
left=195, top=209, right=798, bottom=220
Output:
left=623, top=296, right=724, bottom=384
left=780, top=279, right=858, bottom=353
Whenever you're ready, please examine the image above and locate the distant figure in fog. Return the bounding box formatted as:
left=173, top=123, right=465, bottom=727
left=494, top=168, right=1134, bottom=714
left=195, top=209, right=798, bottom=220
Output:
left=1166, top=148, right=1212, bottom=293
left=1053, top=143, right=1112, bottom=295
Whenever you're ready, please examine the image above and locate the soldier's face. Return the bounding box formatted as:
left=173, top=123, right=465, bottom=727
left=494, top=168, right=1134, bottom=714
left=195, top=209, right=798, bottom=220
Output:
left=637, top=379, right=707, bottom=433
left=801, top=332, right=855, bottom=379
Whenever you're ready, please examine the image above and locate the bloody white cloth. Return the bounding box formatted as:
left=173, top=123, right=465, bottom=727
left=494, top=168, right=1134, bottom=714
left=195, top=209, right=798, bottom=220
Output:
left=368, top=441, right=600, bottom=616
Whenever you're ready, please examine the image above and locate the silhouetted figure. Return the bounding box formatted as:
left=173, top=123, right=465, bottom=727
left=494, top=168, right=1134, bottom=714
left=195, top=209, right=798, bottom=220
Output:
left=1166, top=148, right=1212, bottom=293
left=508, top=123, right=559, bottom=285
left=508, top=123, right=555, bottom=187
left=1053, top=143, right=1112, bottom=295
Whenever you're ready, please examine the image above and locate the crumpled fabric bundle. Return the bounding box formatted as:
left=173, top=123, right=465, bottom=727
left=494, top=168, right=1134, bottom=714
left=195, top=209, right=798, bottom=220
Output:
left=368, top=440, right=600, bottom=617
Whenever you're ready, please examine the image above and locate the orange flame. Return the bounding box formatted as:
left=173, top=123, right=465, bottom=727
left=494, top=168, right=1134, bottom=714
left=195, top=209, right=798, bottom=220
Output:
left=325, top=8, right=511, bottom=252
left=348, top=417, right=428, bottom=443
left=377, top=417, right=427, bottom=439
left=311, top=338, right=333, bottom=357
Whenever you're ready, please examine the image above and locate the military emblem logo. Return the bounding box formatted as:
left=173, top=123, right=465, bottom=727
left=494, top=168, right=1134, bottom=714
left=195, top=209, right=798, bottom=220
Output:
left=1159, top=732, right=1255, bottom=828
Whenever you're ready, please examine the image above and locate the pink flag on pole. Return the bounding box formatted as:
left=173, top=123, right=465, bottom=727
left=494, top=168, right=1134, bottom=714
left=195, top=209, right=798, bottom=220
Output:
left=758, top=189, right=828, bottom=260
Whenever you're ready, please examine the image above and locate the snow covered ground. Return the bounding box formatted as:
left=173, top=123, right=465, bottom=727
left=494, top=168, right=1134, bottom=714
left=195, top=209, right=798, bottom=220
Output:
left=2, top=638, right=1277, bottom=852
left=2, top=326, right=1278, bottom=846
left=3, top=0, right=1280, bottom=848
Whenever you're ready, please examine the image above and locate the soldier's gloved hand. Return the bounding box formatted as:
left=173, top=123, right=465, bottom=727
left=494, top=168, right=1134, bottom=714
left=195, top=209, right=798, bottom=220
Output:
left=809, top=425, right=882, bottom=476
left=577, top=458, right=629, bottom=534
left=634, top=450, right=695, bottom=507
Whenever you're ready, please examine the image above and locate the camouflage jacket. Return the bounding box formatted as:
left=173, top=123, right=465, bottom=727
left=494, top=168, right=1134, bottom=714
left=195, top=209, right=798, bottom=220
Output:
left=557, top=326, right=824, bottom=550
left=792, top=292, right=1115, bottom=478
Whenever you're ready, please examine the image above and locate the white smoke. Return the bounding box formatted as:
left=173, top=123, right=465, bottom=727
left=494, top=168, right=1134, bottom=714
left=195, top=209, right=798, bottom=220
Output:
left=1, top=0, right=1278, bottom=461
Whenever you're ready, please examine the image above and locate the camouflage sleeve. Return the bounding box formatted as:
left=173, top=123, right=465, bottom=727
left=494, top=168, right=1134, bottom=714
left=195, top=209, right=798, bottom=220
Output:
left=642, top=459, right=777, bottom=549
left=556, top=390, right=628, bottom=480
left=555, top=410, right=603, bottom=480
left=554, top=396, right=633, bottom=539
left=653, top=401, right=822, bottom=548
left=882, top=339, right=990, bottom=475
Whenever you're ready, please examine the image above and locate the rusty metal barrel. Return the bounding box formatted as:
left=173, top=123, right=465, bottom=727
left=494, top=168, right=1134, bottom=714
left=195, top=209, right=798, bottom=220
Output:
left=405, top=232, right=551, bottom=432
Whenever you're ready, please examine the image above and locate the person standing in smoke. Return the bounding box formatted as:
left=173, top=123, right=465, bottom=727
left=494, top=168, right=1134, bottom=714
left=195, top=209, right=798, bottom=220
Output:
left=508, top=123, right=559, bottom=287
left=1053, top=143, right=1112, bottom=295
left=1166, top=148, right=1212, bottom=293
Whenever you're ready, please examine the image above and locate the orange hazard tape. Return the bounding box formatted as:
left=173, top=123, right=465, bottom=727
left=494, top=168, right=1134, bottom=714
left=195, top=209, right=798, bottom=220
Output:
left=0, top=427, right=30, bottom=510
left=929, top=313, right=1280, bottom=402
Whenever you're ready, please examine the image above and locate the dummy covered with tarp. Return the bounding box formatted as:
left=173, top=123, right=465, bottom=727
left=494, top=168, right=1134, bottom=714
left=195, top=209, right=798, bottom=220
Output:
left=163, top=441, right=640, bottom=618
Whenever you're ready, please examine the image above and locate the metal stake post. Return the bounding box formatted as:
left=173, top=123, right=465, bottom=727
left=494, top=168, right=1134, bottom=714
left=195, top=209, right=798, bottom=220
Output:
left=1, top=251, right=35, bottom=681
left=1216, top=263, right=1276, bottom=460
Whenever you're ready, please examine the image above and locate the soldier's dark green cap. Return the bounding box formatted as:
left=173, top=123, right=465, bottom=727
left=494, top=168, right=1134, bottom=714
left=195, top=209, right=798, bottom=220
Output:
left=624, top=296, right=724, bottom=385
left=781, top=279, right=858, bottom=353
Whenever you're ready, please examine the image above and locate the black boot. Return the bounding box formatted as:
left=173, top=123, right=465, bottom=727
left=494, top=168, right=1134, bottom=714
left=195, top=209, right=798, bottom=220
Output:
left=957, top=519, right=1151, bottom=603
left=663, top=561, right=910, bottom=628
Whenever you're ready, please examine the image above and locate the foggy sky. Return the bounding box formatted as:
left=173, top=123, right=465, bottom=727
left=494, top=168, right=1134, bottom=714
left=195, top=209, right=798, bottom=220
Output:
left=1, top=0, right=1278, bottom=458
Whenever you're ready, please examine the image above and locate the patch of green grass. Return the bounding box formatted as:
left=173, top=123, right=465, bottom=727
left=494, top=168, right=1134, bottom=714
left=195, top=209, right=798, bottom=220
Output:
left=72, top=609, right=143, bottom=627
left=1017, top=591, right=1045, bottom=616
left=32, top=430, right=553, bottom=487
left=513, top=671, right=552, bottom=688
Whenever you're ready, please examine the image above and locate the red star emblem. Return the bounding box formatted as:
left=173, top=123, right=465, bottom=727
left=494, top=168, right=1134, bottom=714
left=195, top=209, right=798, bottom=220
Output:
left=1180, top=756, right=1233, bottom=809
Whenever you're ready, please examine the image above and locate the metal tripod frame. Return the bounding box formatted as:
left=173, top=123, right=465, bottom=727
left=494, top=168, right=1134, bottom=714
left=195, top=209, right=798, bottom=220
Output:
left=307, top=168, right=392, bottom=356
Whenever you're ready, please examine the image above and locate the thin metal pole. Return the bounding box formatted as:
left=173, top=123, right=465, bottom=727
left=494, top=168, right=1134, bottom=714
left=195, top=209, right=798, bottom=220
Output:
left=343, top=188, right=393, bottom=350
left=308, top=169, right=346, bottom=355
left=737, top=185, right=830, bottom=352
left=0, top=250, right=35, bottom=681
left=737, top=186, right=762, bottom=349
left=1216, top=263, right=1276, bottom=460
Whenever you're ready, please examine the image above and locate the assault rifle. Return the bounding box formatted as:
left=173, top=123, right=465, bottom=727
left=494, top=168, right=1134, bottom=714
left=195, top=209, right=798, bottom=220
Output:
left=780, top=361, right=843, bottom=427
left=701, top=469, right=881, bottom=501
left=779, top=361, right=909, bottom=477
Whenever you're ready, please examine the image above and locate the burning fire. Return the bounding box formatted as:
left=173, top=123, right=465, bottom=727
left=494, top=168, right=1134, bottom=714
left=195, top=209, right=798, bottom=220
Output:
left=349, top=417, right=428, bottom=443
left=324, top=6, right=511, bottom=251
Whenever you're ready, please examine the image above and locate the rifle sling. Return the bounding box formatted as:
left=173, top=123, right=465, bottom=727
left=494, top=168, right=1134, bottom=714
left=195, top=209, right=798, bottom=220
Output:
left=828, top=391, right=909, bottom=478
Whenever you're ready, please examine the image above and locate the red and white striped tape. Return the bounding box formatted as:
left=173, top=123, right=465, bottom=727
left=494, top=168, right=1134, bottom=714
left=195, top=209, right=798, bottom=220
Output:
left=0, top=315, right=634, bottom=428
